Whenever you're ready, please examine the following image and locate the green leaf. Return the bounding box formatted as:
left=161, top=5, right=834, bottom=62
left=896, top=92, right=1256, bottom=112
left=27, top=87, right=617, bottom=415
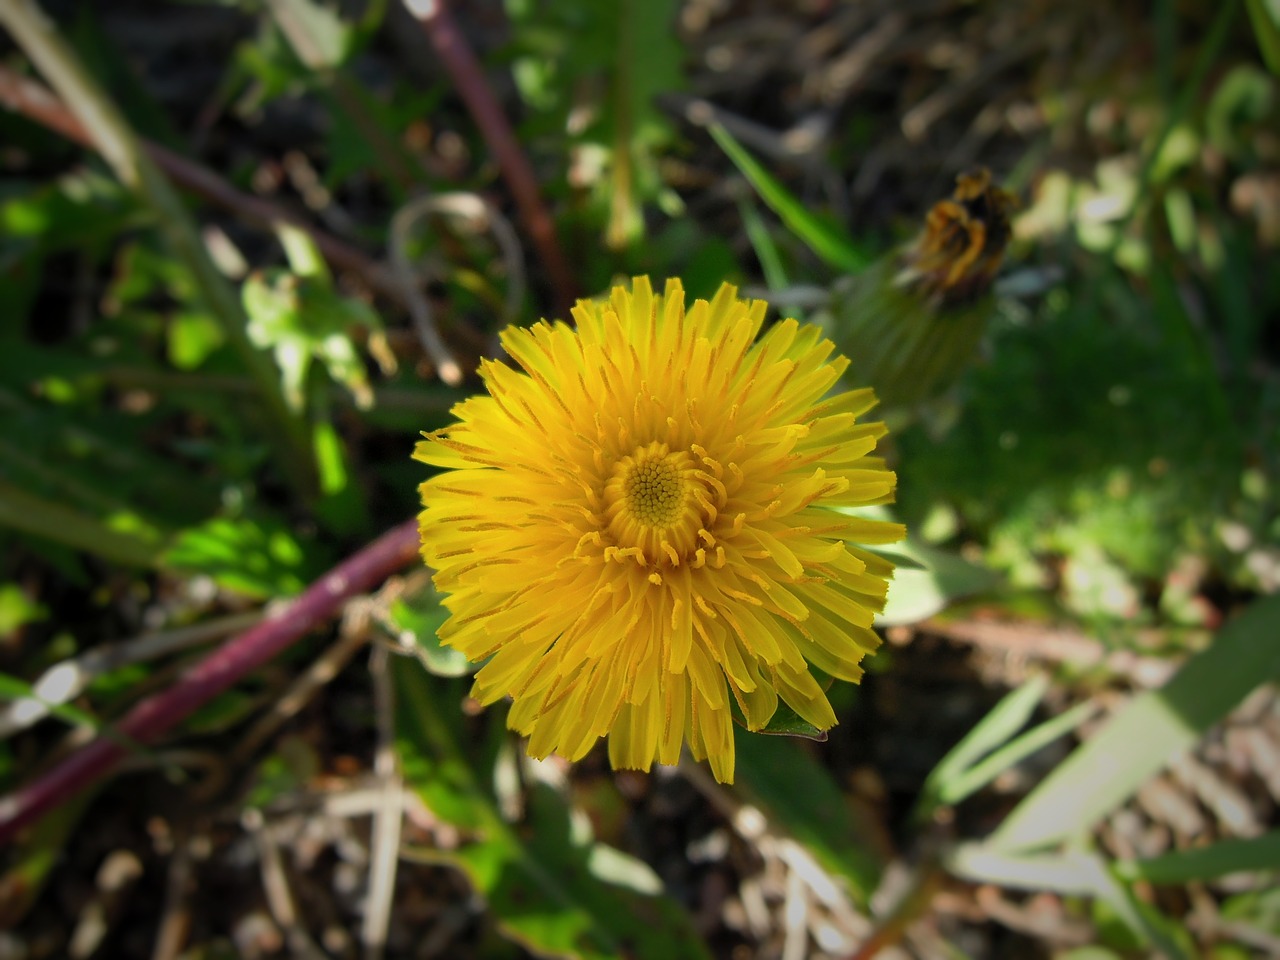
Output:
left=709, top=123, right=866, bottom=273
left=167, top=310, right=225, bottom=370
left=734, top=728, right=883, bottom=904
left=748, top=699, right=827, bottom=739
left=387, top=594, right=474, bottom=678
left=0, top=583, right=48, bottom=636
left=1206, top=63, right=1275, bottom=159
left=1116, top=832, right=1280, bottom=885
left=878, top=539, right=1002, bottom=626
left=242, top=268, right=380, bottom=411
left=738, top=196, right=789, bottom=292
left=162, top=517, right=312, bottom=599
left=929, top=700, right=1097, bottom=814
left=393, top=659, right=711, bottom=960
left=916, top=675, right=1048, bottom=824
left=1246, top=0, right=1280, bottom=74
left=264, top=0, right=352, bottom=71
left=0, top=480, right=162, bottom=568
left=0, top=671, right=104, bottom=733
left=991, top=594, right=1280, bottom=852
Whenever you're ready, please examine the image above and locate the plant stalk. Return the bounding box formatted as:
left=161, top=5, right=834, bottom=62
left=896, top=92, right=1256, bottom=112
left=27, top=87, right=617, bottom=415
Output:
left=402, top=0, right=578, bottom=315
left=0, top=518, right=422, bottom=844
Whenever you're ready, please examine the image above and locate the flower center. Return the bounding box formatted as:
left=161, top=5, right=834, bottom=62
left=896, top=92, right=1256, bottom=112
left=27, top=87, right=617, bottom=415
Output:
left=624, top=457, right=685, bottom=526
left=603, top=442, right=704, bottom=563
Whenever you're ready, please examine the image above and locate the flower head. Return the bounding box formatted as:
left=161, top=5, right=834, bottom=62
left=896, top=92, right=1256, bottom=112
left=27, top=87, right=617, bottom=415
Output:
left=898, top=167, right=1018, bottom=303
left=415, top=278, right=903, bottom=782
left=832, top=169, right=1018, bottom=410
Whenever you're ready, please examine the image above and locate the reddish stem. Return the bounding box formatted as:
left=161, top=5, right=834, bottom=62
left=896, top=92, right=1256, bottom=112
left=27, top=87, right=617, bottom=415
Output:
left=0, top=519, right=422, bottom=845
left=406, top=0, right=579, bottom=315
left=0, top=65, right=404, bottom=303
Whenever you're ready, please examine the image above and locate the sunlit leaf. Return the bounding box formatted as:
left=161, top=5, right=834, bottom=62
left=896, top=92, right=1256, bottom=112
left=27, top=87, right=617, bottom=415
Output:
left=878, top=539, right=1001, bottom=626
left=991, top=594, right=1280, bottom=852
left=948, top=846, right=1193, bottom=959
left=915, top=675, right=1048, bottom=823
left=162, top=517, right=314, bottom=598
left=387, top=593, right=473, bottom=678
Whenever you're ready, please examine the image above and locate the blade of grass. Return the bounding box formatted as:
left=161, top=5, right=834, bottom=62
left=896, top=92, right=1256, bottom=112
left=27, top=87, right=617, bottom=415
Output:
left=913, top=675, right=1048, bottom=824
left=737, top=196, right=789, bottom=292
left=991, top=594, right=1280, bottom=853
left=1245, top=0, right=1280, bottom=74
left=0, top=2, right=316, bottom=497
left=0, top=479, right=162, bottom=569
left=709, top=123, right=866, bottom=273
left=1115, top=832, right=1280, bottom=885
left=935, top=699, right=1098, bottom=809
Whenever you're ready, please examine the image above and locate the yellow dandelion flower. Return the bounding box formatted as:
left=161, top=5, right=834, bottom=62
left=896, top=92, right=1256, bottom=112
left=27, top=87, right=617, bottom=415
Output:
left=415, top=277, right=904, bottom=783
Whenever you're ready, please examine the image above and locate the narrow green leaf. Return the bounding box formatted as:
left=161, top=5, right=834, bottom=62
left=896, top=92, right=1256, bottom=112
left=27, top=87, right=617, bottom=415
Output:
left=915, top=675, right=1048, bottom=823
left=936, top=699, right=1098, bottom=808
left=734, top=728, right=882, bottom=903
left=991, top=594, right=1280, bottom=852
left=709, top=124, right=866, bottom=273
left=1116, top=832, right=1280, bottom=885
left=878, top=540, right=1002, bottom=626
left=0, top=480, right=161, bottom=568
left=1246, top=0, right=1280, bottom=74
left=737, top=197, right=789, bottom=292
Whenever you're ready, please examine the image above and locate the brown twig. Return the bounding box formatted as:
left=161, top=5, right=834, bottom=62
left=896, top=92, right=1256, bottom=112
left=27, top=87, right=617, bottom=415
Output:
left=0, top=519, right=422, bottom=845
left=401, top=0, right=578, bottom=315
left=0, top=64, right=404, bottom=304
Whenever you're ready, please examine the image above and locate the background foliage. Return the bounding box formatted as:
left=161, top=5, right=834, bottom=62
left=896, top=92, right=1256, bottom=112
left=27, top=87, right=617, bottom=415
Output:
left=1, top=0, right=1278, bottom=958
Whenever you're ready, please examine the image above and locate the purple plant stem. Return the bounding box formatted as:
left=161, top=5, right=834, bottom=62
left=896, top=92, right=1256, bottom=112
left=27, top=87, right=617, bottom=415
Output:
left=406, top=0, right=579, bottom=315
left=0, top=519, right=422, bottom=845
